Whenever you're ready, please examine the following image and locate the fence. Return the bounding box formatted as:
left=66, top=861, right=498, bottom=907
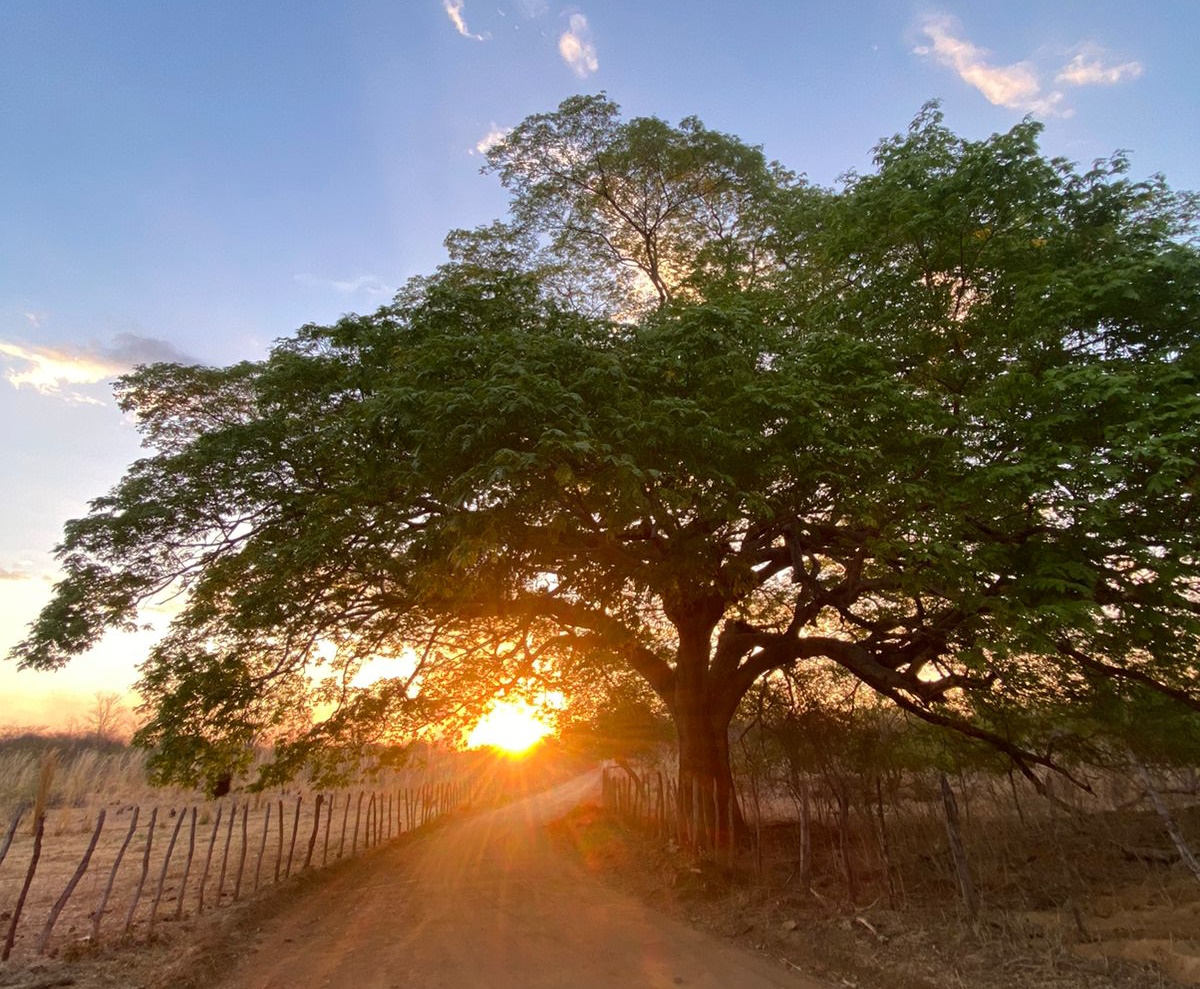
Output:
left=0, top=777, right=471, bottom=963
left=600, top=766, right=737, bottom=860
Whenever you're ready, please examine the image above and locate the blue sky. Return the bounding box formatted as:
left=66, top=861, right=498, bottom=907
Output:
left=1, top=0, right=1196, bottom=726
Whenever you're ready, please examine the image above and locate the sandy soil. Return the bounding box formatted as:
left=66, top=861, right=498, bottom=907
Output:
left=206, top=770, right=826, bottom=989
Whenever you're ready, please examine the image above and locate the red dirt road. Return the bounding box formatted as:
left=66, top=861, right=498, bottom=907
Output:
left=215, top=771, right=828, bottom=989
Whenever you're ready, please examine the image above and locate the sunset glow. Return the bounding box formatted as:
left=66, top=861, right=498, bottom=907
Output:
left=466, top=700, right=553, bottom=754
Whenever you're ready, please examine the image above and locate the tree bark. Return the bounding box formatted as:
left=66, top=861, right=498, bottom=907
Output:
left=670, top=636, right=746, bottom=849
left=650, top=605, right=753, bottom=853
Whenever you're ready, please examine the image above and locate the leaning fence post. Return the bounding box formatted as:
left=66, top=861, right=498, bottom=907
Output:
left=284, top=797, right=302, bottom=878
left=351, top=792, right=364, bottom=854
left=233, top=804, right=249, bottom=901
left=304, top=794, right=324, bottom=870
left=323, top=793, right=334, bottom=866
left=174, top=806, right=199, bottom=921
left=254, top=802, right=271, bottom=891
left=274, top=800, right=284, bottom=883
left=127, top=807, right=162, bottom=933
left=216, top=802, right=237, bottom=907
left=1129, top=751, right=1200, bottom=883
left=338, top=792, right=351, bottom=858
left=144, top=806, right=181, bottom=931
left=939, top=772, right=979, bottom=920
left=37, top=808, right=107, bottom=954
left=0, top=803, right=26, bottom=869
left=93, top=805, right=140, bottom=942
left=197, top=805, right=223, bottom=913
left=2, top=811, right=45, bottom=961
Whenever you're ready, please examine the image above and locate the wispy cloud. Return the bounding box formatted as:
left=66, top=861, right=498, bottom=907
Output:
left=443, top=0, right=488, bottom=41
left=559, top=13, right=598, bottom=78
left=1056, top=48, right=1143, bottom=87
left=0, top=333, right=196, bottom=401
left=473, top=124, right=510, bottom=156
left=914, top=15, right=1143, bottom=118
left=518, top=0, right=548, bottom=16
left=0, top=565, right=32, bottom=581
left=294, top=272, right=394, bottom=298
left=915, top=15, right=1064, bottom=116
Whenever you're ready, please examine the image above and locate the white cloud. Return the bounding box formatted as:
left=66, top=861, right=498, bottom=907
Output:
left=0, top=333, right=195, bottom=401
left=914, top=15, right=1066, bottom=116
left=473, top=124, right=510, bottom=156
left=23, top=311, right=48, bottom=331
left=559, top=13, right=598, bottom=78
left=1056, top=49, right=1144, bottom=87
left=443, top=0, right=488, bottom=40
left=518, top=0, right=548, bottom=16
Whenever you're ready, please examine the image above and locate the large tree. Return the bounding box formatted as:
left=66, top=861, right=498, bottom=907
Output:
left=10, top=97, right=1200, bottom=824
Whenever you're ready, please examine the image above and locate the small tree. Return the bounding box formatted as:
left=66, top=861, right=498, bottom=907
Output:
left=84, top=691, right=130, bottom=744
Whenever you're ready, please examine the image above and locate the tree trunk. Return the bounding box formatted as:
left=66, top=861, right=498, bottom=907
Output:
left=673, top=691, right=745, bottom=852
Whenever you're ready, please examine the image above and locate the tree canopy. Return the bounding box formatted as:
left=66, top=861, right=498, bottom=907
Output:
left=10, top=96, right=1200, bottom=803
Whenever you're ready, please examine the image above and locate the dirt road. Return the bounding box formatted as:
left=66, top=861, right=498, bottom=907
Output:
left=215, top=770, right=827, bottom=989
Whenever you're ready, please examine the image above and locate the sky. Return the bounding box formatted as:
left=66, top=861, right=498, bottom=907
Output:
left=1, top=0, right=1196, bottom=728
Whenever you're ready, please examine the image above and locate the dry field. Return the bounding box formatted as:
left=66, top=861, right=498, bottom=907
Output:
left=581, top=768, right=1200, bottom=988
left=0, top=744, right=470, bottom=968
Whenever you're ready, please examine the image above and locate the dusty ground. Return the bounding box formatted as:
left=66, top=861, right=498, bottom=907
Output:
left=4, top=772, right=1199, bottom=989
left=1, top=770, right=828, bottom=989
left=207, top=769, right=826, bottom=988
left=551, top=799, right=1200, bottom=989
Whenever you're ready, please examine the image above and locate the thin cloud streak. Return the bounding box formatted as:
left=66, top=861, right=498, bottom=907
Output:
left=1057, top=50, right=1144, bottom=86
left=559, top=13, right=599, bottom=78
left=443, top=0, right=488, bottom=41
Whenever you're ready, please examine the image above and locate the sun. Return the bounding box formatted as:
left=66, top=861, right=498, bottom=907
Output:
left=466, top=699, right=553, bottom=755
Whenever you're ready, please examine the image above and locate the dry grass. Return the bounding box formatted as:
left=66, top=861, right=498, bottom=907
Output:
left=580, top=768, right=1200, bottom=988
left=0, top=745, right=188, bottom=823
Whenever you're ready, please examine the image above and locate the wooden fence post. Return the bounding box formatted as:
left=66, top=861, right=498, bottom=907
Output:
left=233, top=804, right=249, bottom=901
left=323, top=793, right=334, bottom=866
left=145, top=806, right=182, bottom=931
left=124, top=806, right=160, bottom=934
left=216, top=803, right=237, bottom=907
left=171, top=808, right=199, bottom=922
left=254, top=802, right=271, bottom=891
left=939, top=772, right=979, bottom=920
left=92, top=806, right=139, bottom=941
left=2, top=812, right=44, bottom=961
left=274, top=800, right=284, bottom=883
left=284, top=797, right=302, bottom=878
left=197, top=805, right=223, bottom=913
left=304, top=794, right=324, bottom=870
left=339, top=792, right=351, bottom=858
left=0, top=803, right=25, bottom=869
left=1130, top=753, right=1200, bottom=883
left=351, top=792, right=364, bottom=854
left=36, top=808, right=107, bottom=954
